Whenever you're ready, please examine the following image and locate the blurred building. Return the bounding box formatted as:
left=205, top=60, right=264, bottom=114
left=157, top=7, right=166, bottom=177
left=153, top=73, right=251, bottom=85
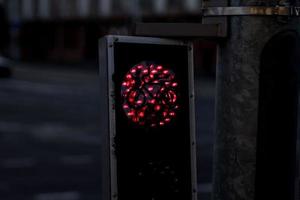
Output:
left=2, top=0, right=215, bottom=76
left=4, top=0, right=201, bottom=21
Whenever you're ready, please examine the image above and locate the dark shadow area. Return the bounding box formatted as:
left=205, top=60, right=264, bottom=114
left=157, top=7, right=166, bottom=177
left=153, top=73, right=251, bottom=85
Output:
left=256, top=30, right=300, bottom=200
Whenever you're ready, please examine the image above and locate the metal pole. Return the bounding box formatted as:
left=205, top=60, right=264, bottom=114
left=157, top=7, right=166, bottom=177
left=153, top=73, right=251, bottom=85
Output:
left=212, top=1, right=300, bottom=200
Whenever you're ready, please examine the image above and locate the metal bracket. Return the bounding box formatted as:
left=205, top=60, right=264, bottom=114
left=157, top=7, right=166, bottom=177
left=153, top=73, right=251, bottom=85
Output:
left=203, top=6, right=300, bottom=17
left=202, top=0, right=228, bottom=38
left=135, top=23, right=222, bottom=38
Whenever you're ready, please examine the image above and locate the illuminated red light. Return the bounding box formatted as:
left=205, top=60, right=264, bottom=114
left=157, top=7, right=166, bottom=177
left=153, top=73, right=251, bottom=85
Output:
left=169, top=91, right=177, bottom=103
left=173, top=96, right=177, bottom=103
left=154, top=105, right=161, bottom=111
left=163, top=70, right=169, bottom=74
left=172, top=82, right=178, bottom=87
left=129, top=91, right=137, bottom=98
left=127, top=111, right=134, bottom=116
left=144, top=77, right=150, bottom=83
left=149, top=99, right=156, bottom=104
left=163, top=111, right=168, bottom=117
left=165, top=82, right=171, bottom=86
left=151, top=69, right=158, bottom=74
left=165, top=118, right=171, bottom=123
left=130, top=80, right=135, bottom=85
left=138, top=112, right=145, bottom=118
left=123, top=104, right=129, bottom=109
left=148, top=86, right=154, bottom=91
left=121, top=62, right=179, bottom=127
left=132, top=117, right=138, bottom=122
left=126, top=74, right=132, bottom=79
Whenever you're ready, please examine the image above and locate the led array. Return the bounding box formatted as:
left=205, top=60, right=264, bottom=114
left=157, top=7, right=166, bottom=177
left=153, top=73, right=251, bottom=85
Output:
left=121, top=63, right=179, bottom=127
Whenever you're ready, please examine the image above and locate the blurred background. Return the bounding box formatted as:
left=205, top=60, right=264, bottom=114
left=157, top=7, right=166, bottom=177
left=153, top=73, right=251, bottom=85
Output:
left=0, top=0, right=218, bottom=200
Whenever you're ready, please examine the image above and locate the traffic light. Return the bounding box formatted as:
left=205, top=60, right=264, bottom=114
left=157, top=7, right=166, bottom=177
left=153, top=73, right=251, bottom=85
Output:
left=99, top=35, right=197, bottom=200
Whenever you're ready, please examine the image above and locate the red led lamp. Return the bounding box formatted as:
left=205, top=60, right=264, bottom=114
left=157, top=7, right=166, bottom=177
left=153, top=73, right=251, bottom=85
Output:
left=121, top=62, right=179, bottom=127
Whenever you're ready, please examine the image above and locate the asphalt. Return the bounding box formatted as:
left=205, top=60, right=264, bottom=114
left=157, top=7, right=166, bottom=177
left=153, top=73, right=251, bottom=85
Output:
left=0, top=63, right=215, bottom=200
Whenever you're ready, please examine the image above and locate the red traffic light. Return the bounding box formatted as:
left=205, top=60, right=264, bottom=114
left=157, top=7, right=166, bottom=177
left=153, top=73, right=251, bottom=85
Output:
left=99, top=36, right=197, bottom=200
left=121, top=62, right=179, bottom=127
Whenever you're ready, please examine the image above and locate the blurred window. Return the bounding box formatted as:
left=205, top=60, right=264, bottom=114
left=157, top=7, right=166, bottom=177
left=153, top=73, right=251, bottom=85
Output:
left=140, top=0, right=153, bottom=14
left=168, top=0, right=184, bottom=12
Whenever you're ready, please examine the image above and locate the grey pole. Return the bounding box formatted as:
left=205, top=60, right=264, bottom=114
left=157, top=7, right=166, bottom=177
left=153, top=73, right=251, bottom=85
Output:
left=213, top=0, right=300, bottom=200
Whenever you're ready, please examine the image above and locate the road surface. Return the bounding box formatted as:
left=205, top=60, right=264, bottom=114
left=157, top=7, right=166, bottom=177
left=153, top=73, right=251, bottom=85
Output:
left=0, top=63, right=215, bottom=200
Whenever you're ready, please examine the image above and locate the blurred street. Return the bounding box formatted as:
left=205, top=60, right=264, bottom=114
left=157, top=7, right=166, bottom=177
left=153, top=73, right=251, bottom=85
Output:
left=1, top=0, right=299, bottom=199
left=0, top=63, right=215, bottom=200
left=0, top=63, right=102, bottom=200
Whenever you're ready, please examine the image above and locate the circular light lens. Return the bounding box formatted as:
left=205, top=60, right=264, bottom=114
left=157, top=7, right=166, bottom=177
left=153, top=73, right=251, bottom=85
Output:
left=121, top=62, right=179, bottom=127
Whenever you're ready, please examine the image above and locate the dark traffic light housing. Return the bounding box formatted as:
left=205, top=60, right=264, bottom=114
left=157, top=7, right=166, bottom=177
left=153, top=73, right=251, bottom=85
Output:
left=99, top=35, right=197, bottom=200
